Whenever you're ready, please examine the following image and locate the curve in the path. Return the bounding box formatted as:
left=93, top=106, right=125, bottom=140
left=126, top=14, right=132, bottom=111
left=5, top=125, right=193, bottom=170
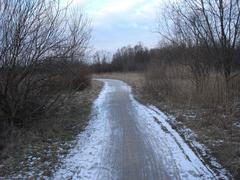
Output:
left=54, top=79, right=229, bottom=180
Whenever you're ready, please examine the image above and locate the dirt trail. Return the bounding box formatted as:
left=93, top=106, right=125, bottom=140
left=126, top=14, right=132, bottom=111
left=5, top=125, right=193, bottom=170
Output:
left=54, top=79, right=228, bottom=180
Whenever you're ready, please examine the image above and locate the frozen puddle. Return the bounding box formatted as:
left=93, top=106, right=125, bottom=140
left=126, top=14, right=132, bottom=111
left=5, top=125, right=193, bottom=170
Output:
left=54, top=79, right=230, bottom=180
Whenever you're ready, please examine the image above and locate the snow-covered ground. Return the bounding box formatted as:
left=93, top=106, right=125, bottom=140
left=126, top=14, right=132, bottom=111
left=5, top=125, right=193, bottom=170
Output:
left=54, top=81, right=112, bottom=179
left=132, top=101, right=230, bottom=179
left=54, top=79, right=231, bottom=179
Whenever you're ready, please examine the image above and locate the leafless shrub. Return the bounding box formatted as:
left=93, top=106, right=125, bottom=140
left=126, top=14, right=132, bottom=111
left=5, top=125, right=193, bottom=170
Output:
left=91, top=51, right=113, bottom=73
left=158, top=0, right=240, bottom=88
left=144, top=60, right=193, bottom=105
left=0, top=0, right=91, bottom=126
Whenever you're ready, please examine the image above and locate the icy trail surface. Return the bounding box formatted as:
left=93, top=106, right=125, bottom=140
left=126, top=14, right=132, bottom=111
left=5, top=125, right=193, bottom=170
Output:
left=54, top=79, right=229, bottom=180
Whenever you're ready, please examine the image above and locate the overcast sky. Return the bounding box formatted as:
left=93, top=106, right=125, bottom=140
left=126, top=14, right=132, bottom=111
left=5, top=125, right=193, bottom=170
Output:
left=64, top=0, right=164, bottom=53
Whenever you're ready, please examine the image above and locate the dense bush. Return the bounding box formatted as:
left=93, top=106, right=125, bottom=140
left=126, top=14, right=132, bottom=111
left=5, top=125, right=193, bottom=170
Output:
left=0, top=0, right=91, bottom=127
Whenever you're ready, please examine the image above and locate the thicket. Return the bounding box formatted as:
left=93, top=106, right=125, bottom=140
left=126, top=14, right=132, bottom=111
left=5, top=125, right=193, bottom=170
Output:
left=0, top=1, right=91, bottom=130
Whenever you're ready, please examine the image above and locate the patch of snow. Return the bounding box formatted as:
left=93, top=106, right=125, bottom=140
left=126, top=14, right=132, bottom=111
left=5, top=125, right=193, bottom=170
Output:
left=234, top=121, right=240, bottom=128
left=147, top=105, right=230, bottom=179
left=54, top=81, right=112, bottom=179
left=128, top=92, right=230, bottom=179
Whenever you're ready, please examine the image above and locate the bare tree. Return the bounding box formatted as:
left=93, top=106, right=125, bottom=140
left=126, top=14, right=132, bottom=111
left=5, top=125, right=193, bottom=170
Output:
left=91, top=51, right=112, bottom=73
left=158, top=0, right=240, bottom=87
left=0, top=0, right=91, bottom=125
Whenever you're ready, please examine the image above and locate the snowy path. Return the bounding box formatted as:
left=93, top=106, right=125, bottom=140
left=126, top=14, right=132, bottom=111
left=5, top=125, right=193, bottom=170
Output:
left=54, top=79, right=228, bottom=180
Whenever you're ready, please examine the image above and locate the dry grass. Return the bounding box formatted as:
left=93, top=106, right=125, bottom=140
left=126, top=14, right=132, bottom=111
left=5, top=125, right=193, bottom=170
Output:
left=93, top=72, right=144, bottom=87
left=144, top=65, right=240, bottom=177
left=0, top=80, right=103, bottom=178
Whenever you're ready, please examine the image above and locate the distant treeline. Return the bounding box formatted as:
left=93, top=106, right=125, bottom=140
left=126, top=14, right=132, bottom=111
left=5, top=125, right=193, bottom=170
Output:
left=91, top=42, right=240, bottom=76
left=91, top=43, right=151, bottom=73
